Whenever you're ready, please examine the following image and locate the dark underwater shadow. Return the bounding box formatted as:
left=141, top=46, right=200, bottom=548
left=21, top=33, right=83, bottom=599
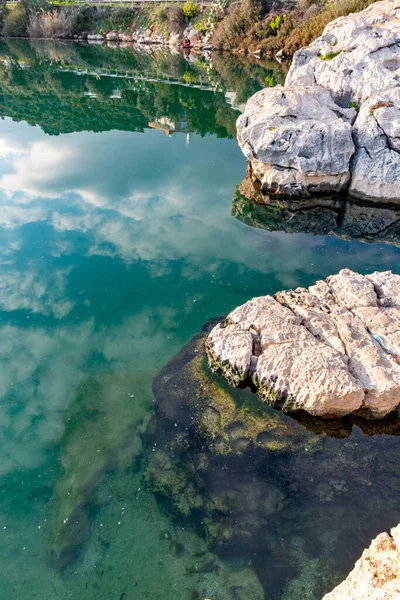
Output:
left=144, top=321, right=400, bottom=600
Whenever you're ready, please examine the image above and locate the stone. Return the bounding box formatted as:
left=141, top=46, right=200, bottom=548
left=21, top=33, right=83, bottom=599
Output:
left=322, top=523, right=400, bottom=600
left=147, top=321, right=400, bottom=599
left=206, top=269, right=400, bottom=418
left=106, top=31, right=119, bottom=41
left=238, top=0, right=400, bottom=203
left=349, top=87, right=400, bottom=203
left=168, top=33, right=181, bottom=46
left=120, top=31, right=133, bottom=42
left=237, top=85, right=356, bottom=197
left=286, top=0, right=400, bottom=106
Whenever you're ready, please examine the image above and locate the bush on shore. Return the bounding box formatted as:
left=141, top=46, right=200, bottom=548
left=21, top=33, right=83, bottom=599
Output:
left=3, top=8, right=29, bottom=37
left=212, top=0, right=269, bottom=50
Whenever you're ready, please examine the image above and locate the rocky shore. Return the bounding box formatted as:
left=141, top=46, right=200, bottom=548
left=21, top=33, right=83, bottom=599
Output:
left=75, top=24, right=213, bottom=51
left=237, top=0, right=400, bottom=203
left=206, top=269, right=400, bottom=418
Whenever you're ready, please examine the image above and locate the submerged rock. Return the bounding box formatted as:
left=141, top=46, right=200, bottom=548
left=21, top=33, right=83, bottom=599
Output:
left=237, top=0, right=400, bottom=203
left=206, top=269, right=400, bottom=418
left=232, top=176, right=400, bottom=247
left=323, top=524, right=400, bottom=599
left=145, top=324, right=400, bottom=599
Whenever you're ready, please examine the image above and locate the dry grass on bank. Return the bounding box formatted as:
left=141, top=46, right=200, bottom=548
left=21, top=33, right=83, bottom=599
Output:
left=27, top=10, right=72, bottom=38
left=212, top=0, right=378, bottom=57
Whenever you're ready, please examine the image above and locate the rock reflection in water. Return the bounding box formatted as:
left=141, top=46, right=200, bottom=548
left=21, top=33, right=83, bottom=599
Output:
left=145, top=321, right=400, bottom=600
left=232, top=175, right=400, bottom=247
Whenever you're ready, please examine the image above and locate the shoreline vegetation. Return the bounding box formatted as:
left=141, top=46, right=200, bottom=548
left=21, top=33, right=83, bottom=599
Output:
left=1, top=0, right=379, bottom=59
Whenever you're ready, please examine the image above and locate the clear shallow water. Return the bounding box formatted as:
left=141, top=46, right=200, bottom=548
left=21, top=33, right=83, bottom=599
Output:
left=0, top=39, right=398, bottom=600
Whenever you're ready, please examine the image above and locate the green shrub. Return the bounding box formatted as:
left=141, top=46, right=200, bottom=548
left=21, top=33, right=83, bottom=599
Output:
left=264, top=73, right=276, bottom=86
left=183, top=1, right=198, bottom=19
left=349, top=100, right=360, bottom=112
left=269, top=13, right=286, bottom=33
left=4, top=8, right=29, bottom=37
left=194, top=20, right=209, bottom=35
left=97, top=7, right=134, bottom=33
left=70, top=5, right=95, bottom=35
left=269, top=15, right=281, bottom=32
left=183, top=70, right=196, bottom=84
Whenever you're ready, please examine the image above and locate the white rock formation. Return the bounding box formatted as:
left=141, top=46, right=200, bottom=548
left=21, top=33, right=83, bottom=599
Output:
left=206, top=269, right=400, bottom=418
left=322, top=523, right=400, bottom=600
left=238, top=0, right=400, bottom=203
left=349, top=87, right=400, bottom=203
left=237, top=86, right=356, bottom=196
left=286, top=0, right=400, bottom=106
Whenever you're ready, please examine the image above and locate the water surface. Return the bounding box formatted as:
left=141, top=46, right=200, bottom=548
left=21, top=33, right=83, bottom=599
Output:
left=0, top=39, right=399, bottom=600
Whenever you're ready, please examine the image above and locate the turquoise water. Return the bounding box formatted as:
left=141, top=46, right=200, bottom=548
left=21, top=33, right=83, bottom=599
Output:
left=0, top=39, right=399, bottom=600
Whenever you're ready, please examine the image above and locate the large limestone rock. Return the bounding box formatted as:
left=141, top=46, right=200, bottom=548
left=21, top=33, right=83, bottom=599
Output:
left=237, top=86, right=355, bottom=196
left=349, top=87, right=400, bottom=203
left=286, top=0, right=400, bottom=106
left=206, top=269, right=400, bottom=418
left=322, top=524, right=400, bottom=600
left=238, top=0, right=400, bottom=203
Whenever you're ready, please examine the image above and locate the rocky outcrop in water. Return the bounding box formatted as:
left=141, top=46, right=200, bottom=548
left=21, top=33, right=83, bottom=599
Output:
left=237, top=86, right=355, bottom=197
left=206, top=269, right=400, bottom=418
left=322, top=524, right=400, bottom=599
left=237, top=0, right=400, bottom=203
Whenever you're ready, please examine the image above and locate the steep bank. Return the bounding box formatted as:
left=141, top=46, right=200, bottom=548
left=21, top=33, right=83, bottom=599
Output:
left=237, top=0, right=400, bottom=203
left=2, top=2, right=214, bottom=49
